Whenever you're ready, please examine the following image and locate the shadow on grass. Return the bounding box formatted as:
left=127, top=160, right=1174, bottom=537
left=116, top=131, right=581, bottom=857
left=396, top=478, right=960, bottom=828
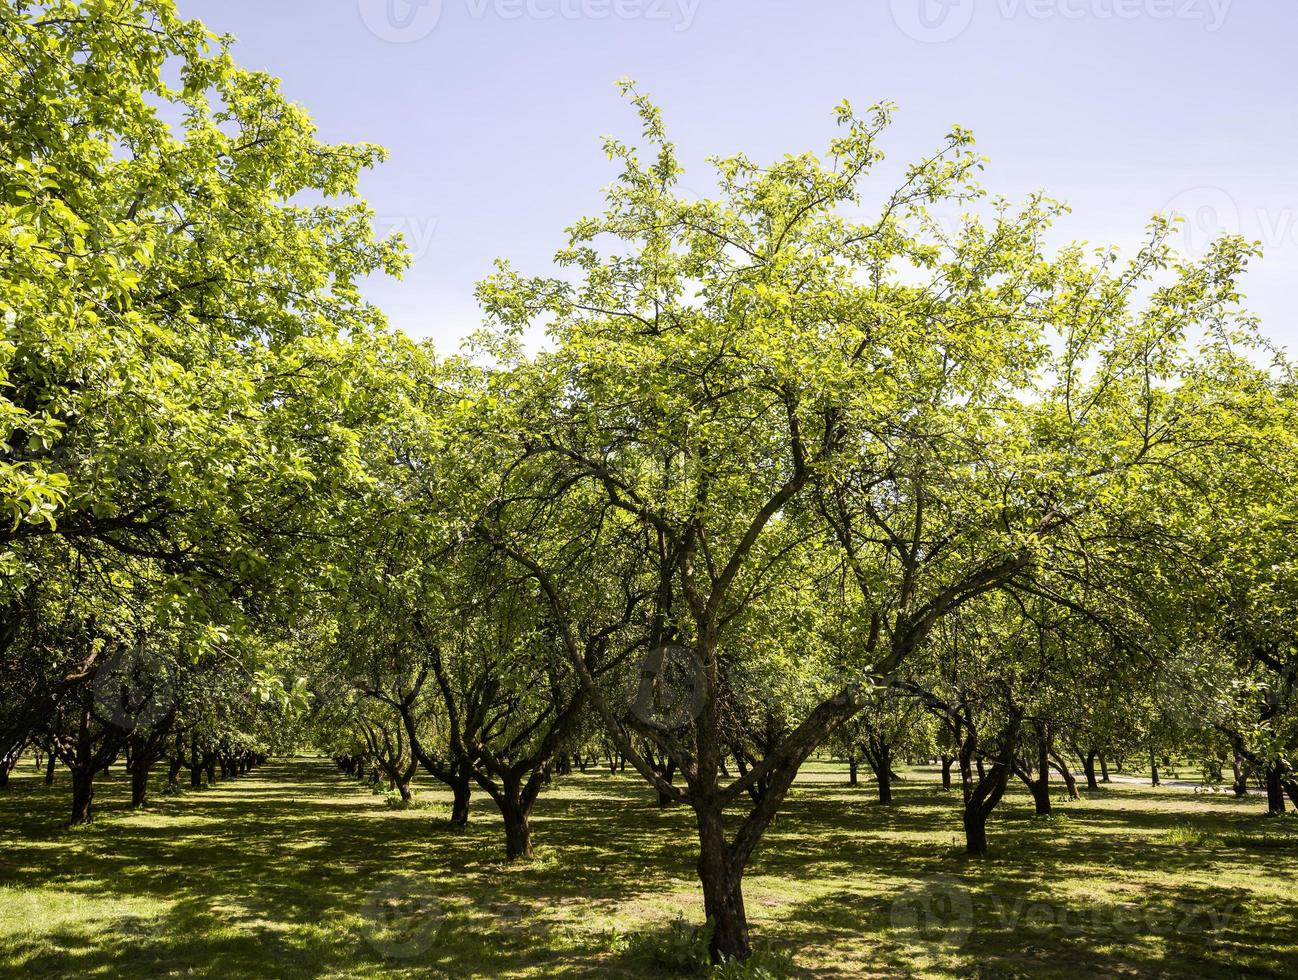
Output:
left=1, top=759, right=1296, bottom=978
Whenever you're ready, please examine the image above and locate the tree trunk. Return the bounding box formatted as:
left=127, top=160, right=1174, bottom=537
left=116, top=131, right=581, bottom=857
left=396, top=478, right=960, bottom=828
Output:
left=1284, top=779, right=1298, bottom=812
left=656, top=756, right=678, bottom=807
left=131, top=758, right=151, bottom=808
left=695, top=806, right=750, bottom=963
left=1019, top=731, right=1052, bottom=816
left=450, top=765, right=472, bottom=827
left=1265, top=763, right=1286, bottom=815
left=45, top=751, right=57, bottom=785
left=962, top=754, right=1014, bottom=856
left=1082, top=751, right=1099, bottom=791
left=1232, top=756, right=1248, bottom=797
left=70, top=765, right=95, bottom=825
left=867, top=744, right=893, bottom=803
left=847, top=754, right=858, bottom=786
left=1100, top=754, right=1111, bottom=782
left=961, top=718, right=1019, bottom=856
left=1029, top=778, right=1052, bottom=815
left=501, top=798, right=533, bottom=860
left=1050, top=752, right=1079, bottom=800
left=941, top=755, right=953, bottom=791
left=1149, top=748, right=1160, bottom=787
left=964, top=806, right=989, bottom=856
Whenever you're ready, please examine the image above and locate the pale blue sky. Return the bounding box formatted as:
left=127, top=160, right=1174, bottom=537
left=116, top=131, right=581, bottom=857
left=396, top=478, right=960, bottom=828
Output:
left=180, top=0, right=1297, bottom=351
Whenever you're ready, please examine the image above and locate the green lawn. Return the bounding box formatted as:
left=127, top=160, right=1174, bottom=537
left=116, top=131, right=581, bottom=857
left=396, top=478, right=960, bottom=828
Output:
left=1, top=758, right=1296, bottom=978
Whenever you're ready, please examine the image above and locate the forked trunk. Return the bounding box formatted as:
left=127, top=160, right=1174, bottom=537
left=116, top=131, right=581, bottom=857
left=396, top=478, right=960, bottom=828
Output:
left=1232, top=756, right=1248, bottom=797
left=1051, top=753, right=1079, bottom=800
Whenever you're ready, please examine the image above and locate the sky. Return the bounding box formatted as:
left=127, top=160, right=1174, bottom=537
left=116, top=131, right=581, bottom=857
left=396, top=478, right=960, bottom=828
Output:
left=178, top=0, right=1298, bottom=352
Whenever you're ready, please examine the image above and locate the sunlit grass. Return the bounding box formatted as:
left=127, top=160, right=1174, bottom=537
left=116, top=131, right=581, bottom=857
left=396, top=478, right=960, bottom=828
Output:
left=1, top=758, right=1296, bottom=977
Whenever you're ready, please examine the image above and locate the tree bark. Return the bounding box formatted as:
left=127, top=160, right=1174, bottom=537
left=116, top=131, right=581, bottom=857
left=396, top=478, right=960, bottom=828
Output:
left=189, top=734, right=203, bottom=787
left=1028, top=778, right=1052, bottom=815
left=870, top=747, right=893, bottom=804
left=444, top=761, right=470, bottom=826
left=940, top=755, right=953, bottom=791
left=1100, top=754, right=1111, bottom=782
left=963, top=756, right=1013, bottom=857
left=1016, top=726, right=1051, bottom=816
left=1265, top=763, right=1287, bottom=815
left=1082, top=751, right=1099, bottom=791
left=131, top=757, right=151, bottom=807
left=1049, top=751, right=1079, bottom=800
left=1232, top=755, right=1248, bottom=797
left=696, top=806, right=750, bottom=963
left=961, top=717, right=1020, bottom=856
left=70, top=764, right=95, bottom=824
left=1149, top=748, right=1160, bottom=787
left=501, top=797, right=533, bottom=860
left=656, top=756, right=678, bottom=807
left=45, top=751, right=57, bottom=785
left=1284, top=778, right=1298, bottom=812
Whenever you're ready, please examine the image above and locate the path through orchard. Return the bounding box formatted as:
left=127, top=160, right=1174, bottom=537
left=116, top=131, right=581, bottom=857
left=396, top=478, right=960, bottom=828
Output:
left=3, top=757, right=1298, bottom=978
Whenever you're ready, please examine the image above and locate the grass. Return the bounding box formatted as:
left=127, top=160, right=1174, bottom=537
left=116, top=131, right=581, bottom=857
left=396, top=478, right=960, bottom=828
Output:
left=1, top=758, right=1297, bottom=978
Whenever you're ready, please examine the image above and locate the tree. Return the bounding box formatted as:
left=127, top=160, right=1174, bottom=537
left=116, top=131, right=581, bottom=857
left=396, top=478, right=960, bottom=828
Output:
left=1, top=0, right=412, bottom=820
left=455, top=82, right=1262, bottom=960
